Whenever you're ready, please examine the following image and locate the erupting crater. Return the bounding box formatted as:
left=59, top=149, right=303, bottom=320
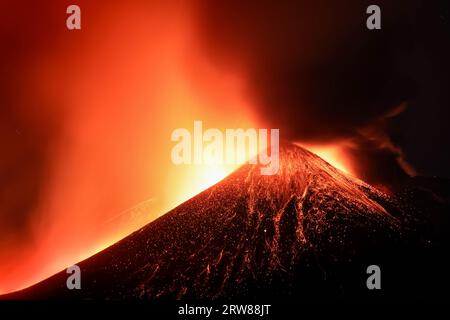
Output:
left=3, top=143, right=447, bottom=299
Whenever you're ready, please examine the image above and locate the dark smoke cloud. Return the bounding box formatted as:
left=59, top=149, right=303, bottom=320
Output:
left=194, top=0, right=450, bottom=187
left=343, top=105, right=418, bottom=188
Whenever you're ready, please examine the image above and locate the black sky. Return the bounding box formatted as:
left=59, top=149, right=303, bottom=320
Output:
left=195, top=0, right=450, bottom=186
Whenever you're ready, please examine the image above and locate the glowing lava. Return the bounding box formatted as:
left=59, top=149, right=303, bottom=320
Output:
left=0, top=2, right=256, bottom=295
left=3, top=143, right=405, bottom=299
left=298, top=142, right=355, bottom=175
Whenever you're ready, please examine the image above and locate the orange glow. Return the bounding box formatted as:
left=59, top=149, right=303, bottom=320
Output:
left=0, top=2, right=257, bottom=294
left=0, top=2, right=357, bottom=295
left=299, top=142, right=355, bottom=176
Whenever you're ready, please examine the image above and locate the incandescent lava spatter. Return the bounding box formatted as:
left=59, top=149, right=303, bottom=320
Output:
left=3, top=142, right=449, bottom=299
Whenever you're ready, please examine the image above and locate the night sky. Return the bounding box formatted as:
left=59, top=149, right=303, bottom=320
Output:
left=0, top=0, right=449, bottom=294
left=195, top=0, right=450, bottom=186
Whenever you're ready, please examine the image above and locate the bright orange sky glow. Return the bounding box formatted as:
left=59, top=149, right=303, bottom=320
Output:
left=299, top=143, right=355, bottom=176
left=0, top=1, right=356, bottom=295
left=0, top=2, right=256, bottom=295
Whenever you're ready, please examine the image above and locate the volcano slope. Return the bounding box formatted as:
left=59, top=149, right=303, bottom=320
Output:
left=4, top=143, right=449, bottom=299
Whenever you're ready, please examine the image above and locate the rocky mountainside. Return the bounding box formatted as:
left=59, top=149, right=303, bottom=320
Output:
left=3, top=143, right=449, bottom=299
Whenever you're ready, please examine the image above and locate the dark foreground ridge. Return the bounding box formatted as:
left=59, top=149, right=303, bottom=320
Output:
left=3, top=143, right=449, bottom=299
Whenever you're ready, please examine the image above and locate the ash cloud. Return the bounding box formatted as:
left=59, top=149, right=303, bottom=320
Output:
left=194, top=0, right=450, bottom=187
left=0, top=1, right=64, bottom=251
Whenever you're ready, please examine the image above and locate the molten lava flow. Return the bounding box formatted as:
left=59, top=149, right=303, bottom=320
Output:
left=4, top=143, right=405, bottom=300
left=0, top=2, right=356, bottom=296
left=0, top=2, right=256, bottom=294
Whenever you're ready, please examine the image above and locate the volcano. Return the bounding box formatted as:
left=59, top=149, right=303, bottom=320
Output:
left=3, top=143, right=449, bottom=299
